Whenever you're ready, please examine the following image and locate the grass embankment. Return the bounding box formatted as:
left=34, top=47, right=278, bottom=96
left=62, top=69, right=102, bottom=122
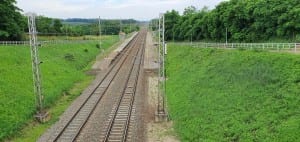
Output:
left=0, top=36, right=118, bottom=141
left=166, top=44, right=300, bottom=141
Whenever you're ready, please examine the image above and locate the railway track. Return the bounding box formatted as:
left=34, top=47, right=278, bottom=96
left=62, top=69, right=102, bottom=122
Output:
left=100, top=31, right=146, bottom=142
left=46, top=30, right=147, bottom=142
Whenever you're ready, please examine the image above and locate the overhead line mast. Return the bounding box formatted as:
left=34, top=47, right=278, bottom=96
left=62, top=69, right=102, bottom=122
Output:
left=27, top=12, right=48, bottom=122
left=98, top=16, right=102, bottom=49
left=156, top=13, right=168, bottom=121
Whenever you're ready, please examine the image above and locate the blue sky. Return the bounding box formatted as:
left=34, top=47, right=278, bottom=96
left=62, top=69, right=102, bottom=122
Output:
left=16, top=0, right=226, bottom=20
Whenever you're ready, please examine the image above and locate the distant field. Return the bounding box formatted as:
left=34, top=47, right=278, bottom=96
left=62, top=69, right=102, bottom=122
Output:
left=24, top=35, right=116, bottom=41
left=0, top=36, right=118, bottom=140
left=166, top=44, right=300, bottom=141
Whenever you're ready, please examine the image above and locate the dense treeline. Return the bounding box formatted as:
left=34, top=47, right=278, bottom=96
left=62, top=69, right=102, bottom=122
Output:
left=61, top=19, right=139, bottom=36
left=151, top=0, right=300, bottom=42
left=35, top=16, right=63, bottom=35
left=0, top=1, right=139, bottom=41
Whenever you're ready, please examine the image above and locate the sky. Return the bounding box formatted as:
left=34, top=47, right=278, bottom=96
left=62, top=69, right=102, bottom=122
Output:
left=16, top=0, right=226, bottom=20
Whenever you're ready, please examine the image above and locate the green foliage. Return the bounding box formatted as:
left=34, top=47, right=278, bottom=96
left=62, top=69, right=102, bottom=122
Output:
left=96, top=44, right=100, bottom=49
left=35, top=17, right=63, bottom=35
left=166, top=43, right=300, bottom=141
left=36, top=16, right=54, bottom=34
left=163, top=0, right=300, bottom=42
left=0, top=0, right=26, bottom=40
left=53, top=19, right=63, bottom=33
left=164, top=10, right=180, bottom=41
left=0, top=36, right=118, bottom=140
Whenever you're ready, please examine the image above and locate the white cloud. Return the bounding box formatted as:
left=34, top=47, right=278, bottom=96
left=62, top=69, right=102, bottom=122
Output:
left=16, top=0, right=226, bottom=20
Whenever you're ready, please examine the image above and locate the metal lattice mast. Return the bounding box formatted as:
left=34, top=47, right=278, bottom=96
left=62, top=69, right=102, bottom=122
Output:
left=162, top=14, right=166, bottom=113
left=158, top=15, right=161, bottom=113
left=158, top=13, right=166, bottom=114
left=27, top=13, right=44, bottom=117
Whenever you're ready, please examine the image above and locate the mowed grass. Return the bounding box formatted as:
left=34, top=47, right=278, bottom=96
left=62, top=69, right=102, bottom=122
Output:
left=166, top=44, right=300, bottom=141
left=0, top=36, right=118, bottom=141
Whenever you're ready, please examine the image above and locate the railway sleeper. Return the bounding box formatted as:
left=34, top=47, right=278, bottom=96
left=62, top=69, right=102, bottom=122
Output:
left=73, top=118, right=86, bottom=122
left=125, top=87, right=134, bottom=92
left=117, top=111, right=129, bottom=114
left=109, top=134, right=124, bottom=138
left=68, top=123, right=82, bottom=128
left=110, top=132, right=124, bottom=136
left=125, top=91, right=134, bottom=94
left=113, top=121, right=127, bottom=125
left=117, top=109, right=130, bottom=112
left=119, top=105, right=130, bottom=108
left=111, top=128, right=125, bottom=132
left=118, top=108, right=129, bottom=111
left=110, top=130, right=125, bottom=133
left=116, top=118, right=127, bottom=121
left=116, top=113, right=129, bottom=116
left=108, top=138, right=124, bottom=142
left=112, top=124, right=126, bottom=128
left=121, top=98, right=132, bottom=102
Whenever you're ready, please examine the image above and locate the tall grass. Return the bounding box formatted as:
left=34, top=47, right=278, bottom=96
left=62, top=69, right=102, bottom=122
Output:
left=166, top=44, right=300, bottom=141
left=0, top=36, right=118, bottom=140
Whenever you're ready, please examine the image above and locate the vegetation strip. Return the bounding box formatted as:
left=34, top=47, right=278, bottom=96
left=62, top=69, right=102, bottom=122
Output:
left=0, top=36, right=118, bottom=141
left=166, top=43, right=300, bottom=141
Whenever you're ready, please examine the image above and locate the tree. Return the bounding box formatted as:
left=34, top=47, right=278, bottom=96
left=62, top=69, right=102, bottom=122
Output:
left=36, top=16, right=53, bottom=34
left=183, top=6, right=197, bottom=16
left=0, top=0, right=26, bottom=40
left=53, top=19, right=63, bottom=33
left=165, top=10, right=180, bottom=41
left=160, top=0, right=300, bottom=42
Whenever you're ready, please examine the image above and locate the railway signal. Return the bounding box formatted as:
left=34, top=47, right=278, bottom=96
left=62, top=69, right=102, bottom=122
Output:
left=27, top=12, right=48, bottom=122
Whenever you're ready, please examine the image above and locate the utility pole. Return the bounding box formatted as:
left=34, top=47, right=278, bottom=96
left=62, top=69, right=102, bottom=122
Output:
left=158, top=16, right=161, bottom=116
left=129, top=20, right=132, bottom=33
left=191, top=32, right=193, bottom=45
left=120, top=19, right=122, bottom=33
left=66, top=24, right=69, bottom=40
left=162, top=14, right=166, bottom=114
left=173, top=28, right=175, bottom=42
left=226, top=27, right=228, bottom=45
left=156, top=13, right=168, bottom=122
left=190, top=25, right=193, bottom=45
left=98, top=16, right=102, bottom=49
left=27, top=12, right=48, bottom=122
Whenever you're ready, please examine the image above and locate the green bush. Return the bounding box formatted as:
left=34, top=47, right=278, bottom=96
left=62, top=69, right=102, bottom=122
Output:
left=64, top=53, right=75, bottom=61
left=96, top=44, right=100, bottom=49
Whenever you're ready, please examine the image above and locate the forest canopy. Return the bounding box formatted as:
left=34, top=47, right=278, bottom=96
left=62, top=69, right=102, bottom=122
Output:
left=151, top=0, right=300, bottom=42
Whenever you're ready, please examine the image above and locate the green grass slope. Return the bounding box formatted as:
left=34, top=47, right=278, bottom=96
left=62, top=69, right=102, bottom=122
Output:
left=166, top=44, right=300, bottom=141
left=0, top=36, right=118, bottom=140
